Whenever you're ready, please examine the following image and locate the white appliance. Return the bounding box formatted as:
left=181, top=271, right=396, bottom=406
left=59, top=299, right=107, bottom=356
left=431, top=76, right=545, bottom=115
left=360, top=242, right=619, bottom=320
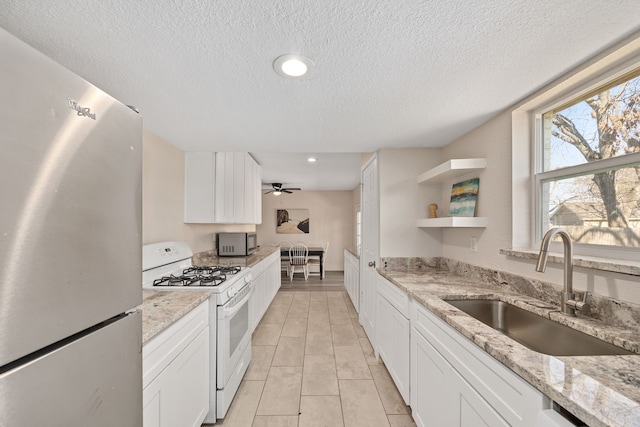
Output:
left=0, top=28, right=142, bottom=425
left=142, top=241, right=253, bottom=422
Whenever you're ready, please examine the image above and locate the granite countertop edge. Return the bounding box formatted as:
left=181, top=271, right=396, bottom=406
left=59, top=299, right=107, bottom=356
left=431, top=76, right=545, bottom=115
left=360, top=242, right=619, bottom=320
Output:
left=141, top=289, right=213, bottom=344
left=141, top=246, right=280, bottom=344
left=378, top=268, right=640, bottom=427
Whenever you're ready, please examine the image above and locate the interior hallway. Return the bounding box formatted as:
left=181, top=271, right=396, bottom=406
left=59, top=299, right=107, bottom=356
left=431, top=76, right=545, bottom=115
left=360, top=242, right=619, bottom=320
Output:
left=213, top=282, right=417, bottom=427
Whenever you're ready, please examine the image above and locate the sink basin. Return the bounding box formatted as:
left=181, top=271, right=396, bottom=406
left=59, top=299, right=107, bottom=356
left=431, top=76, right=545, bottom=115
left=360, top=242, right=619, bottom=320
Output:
left=446, top=299, right=634, bottom=356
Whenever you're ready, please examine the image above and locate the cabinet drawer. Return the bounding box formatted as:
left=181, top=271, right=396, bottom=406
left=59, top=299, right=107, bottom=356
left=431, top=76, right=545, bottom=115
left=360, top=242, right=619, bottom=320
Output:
left=411, top=301, right=546, bottom=426
left=377, top=275, right=410, bottom=317
left=143, top=300, right=209, bottom=388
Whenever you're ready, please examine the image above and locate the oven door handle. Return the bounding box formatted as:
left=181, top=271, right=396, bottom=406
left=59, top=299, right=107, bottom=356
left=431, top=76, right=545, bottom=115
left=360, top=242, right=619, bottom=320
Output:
left=221, top=284, right=253, bottom=318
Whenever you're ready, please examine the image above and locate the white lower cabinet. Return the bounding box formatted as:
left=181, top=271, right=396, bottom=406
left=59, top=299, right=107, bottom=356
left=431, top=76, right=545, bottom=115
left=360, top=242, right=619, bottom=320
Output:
left=250, top=250, right=282, bottom=332
left=410, top=322, right=453, bottom=426
left=343, top=249, right=360, bottom=312
left=453, top=369, right=510, bottom=426
left=143, top=301, right=210, bottom=427
left=410, top=300, right=549, bottom=427
left=376, top=274, right=410, bottom=404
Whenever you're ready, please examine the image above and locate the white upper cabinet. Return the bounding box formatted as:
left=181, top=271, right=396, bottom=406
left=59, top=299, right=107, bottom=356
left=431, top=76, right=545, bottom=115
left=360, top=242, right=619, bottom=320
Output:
left=215, top=152, right=245, bottom=223
left=244, top=154, right=262, bottom=225
left=184, top=152, right=216, bottom=223
left=184, top=152, right=261, bottom=224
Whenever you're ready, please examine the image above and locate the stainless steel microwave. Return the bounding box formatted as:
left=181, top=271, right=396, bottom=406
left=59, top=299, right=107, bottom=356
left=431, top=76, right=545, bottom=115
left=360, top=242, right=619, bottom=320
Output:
left=217, top=232, right=257, bottom=257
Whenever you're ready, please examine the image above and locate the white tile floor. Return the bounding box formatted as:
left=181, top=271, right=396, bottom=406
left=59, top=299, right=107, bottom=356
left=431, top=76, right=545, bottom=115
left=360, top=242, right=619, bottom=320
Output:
left=210, top=288, right=417, bottom=427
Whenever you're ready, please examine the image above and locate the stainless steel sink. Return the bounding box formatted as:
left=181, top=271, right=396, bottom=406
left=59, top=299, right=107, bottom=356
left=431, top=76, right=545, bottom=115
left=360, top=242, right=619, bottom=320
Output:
left=446, top=299, right=634, bottom=356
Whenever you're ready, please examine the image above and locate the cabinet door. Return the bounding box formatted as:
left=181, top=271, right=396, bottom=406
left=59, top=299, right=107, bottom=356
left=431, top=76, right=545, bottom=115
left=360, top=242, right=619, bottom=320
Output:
left=251, top=269, right=267, bottom=332
left=144, top=327, right=210, bottom=427
left=215, top=152, right=234, bottom=223
left=250, top=253, right=282, bottom=331
left=344, top=251, right=360, bottom=313
left=390, top=307, right=410, bottom=403
left=214, top=152, right=261, bottom=224
left=233, top=152, right=247, bottom=223
left=453, top=370, right=510, bottom=427
left=255, top=162, right=262, bottom=224
left=166, top=327, right=210, bottom=427
left=143, top=367, right=165, bottom=427
left=410, top=327, right=454, bottom=427
left=184, top=152, right=215, bottom=223
left=245, top=154, right=255, bottom=224
left=377, top=296, right=410, bottom=403
left=377, top=295, right=393, bottom=364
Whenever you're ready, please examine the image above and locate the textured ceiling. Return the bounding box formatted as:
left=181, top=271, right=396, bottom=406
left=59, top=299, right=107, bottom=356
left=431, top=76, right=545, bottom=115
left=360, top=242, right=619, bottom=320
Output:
left=1, top=1, right=640, bottom=190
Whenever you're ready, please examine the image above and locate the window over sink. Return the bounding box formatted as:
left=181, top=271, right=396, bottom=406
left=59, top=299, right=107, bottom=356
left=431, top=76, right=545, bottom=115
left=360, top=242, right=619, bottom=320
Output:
left=531, top=67, right=640, bottom=260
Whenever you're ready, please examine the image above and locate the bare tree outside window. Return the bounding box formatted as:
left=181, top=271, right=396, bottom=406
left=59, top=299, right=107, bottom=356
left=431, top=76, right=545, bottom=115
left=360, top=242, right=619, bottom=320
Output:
left=540, top=73, right=640, bottom=247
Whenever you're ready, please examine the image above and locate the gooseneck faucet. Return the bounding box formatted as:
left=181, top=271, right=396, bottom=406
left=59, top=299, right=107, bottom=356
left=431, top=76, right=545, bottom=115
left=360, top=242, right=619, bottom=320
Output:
left=535, top=227, right=590, bottom=316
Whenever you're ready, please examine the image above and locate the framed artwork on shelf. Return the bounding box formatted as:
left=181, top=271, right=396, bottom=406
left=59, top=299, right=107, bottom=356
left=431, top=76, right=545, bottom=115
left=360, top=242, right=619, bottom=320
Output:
left=449, top=178, right=479, bottom=217
left=276, top=208, right=310, bottom=234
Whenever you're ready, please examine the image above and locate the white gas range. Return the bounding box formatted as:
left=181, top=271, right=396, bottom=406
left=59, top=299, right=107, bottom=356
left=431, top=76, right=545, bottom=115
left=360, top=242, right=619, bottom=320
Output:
left=143, top=241, right=253, bottom=423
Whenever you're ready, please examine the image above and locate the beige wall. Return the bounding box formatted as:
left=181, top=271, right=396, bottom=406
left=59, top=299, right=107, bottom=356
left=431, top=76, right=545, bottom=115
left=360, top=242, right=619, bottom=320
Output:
left=378, top=148, right=443, bottom=258
left=142, top=130, right=254, bottom=253
left=438, top=36, right=640, bottom=305
left=257, top=191, right=355, bottom=271
left=370, top=35, right=640, bottom=305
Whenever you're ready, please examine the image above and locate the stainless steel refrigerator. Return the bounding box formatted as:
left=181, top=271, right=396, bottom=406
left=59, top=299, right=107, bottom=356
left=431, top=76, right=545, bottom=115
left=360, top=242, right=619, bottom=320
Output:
left=0, top=28, right=142, bottom=426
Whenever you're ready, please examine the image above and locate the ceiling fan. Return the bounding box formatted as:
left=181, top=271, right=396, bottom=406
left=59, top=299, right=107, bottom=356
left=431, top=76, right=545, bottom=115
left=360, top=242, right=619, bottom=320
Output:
left=263, top=183, right=301, bottom=195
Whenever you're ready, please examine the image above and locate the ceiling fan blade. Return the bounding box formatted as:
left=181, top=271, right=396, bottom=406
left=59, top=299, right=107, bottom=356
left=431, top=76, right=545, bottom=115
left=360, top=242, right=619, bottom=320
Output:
left=283, top=188, right=301, bottom=191
left=263, top=189, right=274, bottom=194
left=283, top=189, right=293, bottom=194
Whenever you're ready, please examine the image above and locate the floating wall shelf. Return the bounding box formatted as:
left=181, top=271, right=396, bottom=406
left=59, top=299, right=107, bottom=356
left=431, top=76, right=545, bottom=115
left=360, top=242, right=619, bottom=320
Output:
left=417, top=158, right=487, bottom=184
left=416, top=158, right=487, bottom=229
left=416, top=217, right=488, bottom=228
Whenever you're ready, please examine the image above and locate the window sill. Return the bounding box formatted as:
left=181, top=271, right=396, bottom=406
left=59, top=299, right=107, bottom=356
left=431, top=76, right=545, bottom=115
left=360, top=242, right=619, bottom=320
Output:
left=500, top=249, right=640, bottom=276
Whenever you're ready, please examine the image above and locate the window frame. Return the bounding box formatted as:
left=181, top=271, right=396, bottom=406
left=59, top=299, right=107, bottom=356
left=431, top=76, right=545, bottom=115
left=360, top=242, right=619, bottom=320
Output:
left=532, top=68, right=640, bottom=261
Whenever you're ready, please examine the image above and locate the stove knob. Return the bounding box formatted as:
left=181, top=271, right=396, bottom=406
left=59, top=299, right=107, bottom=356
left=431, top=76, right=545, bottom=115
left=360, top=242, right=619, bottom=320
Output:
left=227, top=290, right=234, bottom=298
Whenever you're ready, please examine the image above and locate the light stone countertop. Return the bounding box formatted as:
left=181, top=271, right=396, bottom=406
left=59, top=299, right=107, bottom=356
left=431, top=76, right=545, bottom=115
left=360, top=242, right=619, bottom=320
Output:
left=378, top=268, right=640, bottom=427
left=192, top=245, right=279, bottom=268
left=141, top=246, right=279, bottom=344
left=344, top=247, right=359, bottom=259
left=142, top=289, right=213, bottom=344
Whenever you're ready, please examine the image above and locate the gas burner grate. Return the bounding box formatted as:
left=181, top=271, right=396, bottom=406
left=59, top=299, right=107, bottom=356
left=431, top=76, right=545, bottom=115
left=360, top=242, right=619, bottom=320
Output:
left=199, top=274, right=226, bottom=286
left=183, top=265, right=242, bottom=275
left=151, top=265, right=242, bottom=287
left=217, top=266, right=242, bottom=275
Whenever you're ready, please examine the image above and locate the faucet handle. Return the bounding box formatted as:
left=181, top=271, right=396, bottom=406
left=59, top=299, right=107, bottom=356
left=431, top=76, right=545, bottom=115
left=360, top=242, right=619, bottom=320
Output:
left=564, top=292, right=591, bottom=316
left=572, top=292, right=591, bottom=316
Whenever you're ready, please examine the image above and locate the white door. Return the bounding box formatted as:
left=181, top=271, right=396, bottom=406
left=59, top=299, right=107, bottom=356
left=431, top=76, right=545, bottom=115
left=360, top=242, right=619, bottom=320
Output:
left=359, top=154, right=379, bottom=347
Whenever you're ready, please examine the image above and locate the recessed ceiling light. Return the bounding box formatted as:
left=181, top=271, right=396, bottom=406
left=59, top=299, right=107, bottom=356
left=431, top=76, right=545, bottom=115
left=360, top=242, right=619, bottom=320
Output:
left=274, top=54, right=313, bottom=78
left=307, top=157, right=317, bottom=163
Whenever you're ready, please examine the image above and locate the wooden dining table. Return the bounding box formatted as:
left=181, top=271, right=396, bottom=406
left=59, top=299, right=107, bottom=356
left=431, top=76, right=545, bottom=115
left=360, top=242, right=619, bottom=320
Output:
left=280, top=247, right=324, bottom=280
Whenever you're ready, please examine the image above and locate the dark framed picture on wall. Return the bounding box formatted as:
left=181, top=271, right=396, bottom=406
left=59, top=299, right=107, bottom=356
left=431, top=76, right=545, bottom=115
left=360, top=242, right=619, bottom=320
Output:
left=276, top=209, right=310, bottom=234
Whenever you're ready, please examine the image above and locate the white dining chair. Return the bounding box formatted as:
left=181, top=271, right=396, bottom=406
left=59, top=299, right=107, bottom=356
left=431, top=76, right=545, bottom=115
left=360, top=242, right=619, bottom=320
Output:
left=308, top=241, right=329, bottom=278
left=277, top=241, right=292, bottom=276
left=289, top=244, right=309, bottom=281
